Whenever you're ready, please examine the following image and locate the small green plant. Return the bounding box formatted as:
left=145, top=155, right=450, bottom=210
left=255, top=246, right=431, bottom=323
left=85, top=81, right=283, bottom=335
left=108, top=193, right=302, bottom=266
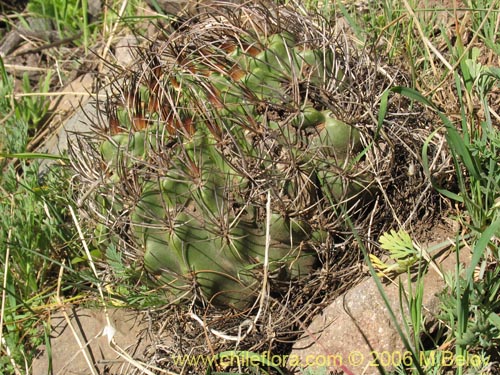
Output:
left=18, top=72, right=52, bottom=132
left=26, top=0, right=90, bottom=45
left=0, top=162, right=76, bottom=372
left=439, top=264, right=500, bottom=350
left=370, top=229, right=422, bottom=277
left=0, top=58, right=52, bottom=163
left=0, top=28, right=78, bottom=374
left=0, top=59, right=29, bottom=160
left=373, top=16, right=500, bottom=372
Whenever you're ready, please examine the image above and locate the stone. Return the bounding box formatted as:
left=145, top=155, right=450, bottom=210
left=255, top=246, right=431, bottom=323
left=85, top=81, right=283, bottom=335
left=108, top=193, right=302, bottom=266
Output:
left=37, top=73, right=94, bottom=156
left=114, top=35, right=139, bottom=67
left=291, top=229, right=470, bottom=375
left=31, top=307, right=152, bottom=375
left=87, top=0, right=102, bottom=21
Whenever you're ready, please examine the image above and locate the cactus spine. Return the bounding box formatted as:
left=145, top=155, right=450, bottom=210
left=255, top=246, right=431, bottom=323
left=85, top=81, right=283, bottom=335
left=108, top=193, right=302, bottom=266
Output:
left=71, top=4, right=375, bottom=309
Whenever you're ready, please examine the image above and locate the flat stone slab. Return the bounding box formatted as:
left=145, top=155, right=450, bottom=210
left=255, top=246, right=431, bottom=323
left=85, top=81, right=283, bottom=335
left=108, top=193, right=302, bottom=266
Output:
left=32, top=307, right=152, bottom=375
left=292, top=231, right=469, bottom=375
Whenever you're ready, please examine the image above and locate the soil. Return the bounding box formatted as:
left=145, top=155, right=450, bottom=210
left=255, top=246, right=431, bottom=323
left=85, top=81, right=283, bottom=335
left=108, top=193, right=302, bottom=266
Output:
left=31, top=307, right=152, bottom=375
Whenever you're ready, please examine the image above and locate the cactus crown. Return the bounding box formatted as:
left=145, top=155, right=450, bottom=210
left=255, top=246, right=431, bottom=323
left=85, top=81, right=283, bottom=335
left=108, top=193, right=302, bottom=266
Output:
left=70, top=2, right=425, bottom=311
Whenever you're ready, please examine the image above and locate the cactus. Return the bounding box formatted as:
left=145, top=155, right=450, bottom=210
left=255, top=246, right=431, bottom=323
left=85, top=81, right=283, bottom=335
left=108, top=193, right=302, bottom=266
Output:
left=71, top=4, right=375, bottom=309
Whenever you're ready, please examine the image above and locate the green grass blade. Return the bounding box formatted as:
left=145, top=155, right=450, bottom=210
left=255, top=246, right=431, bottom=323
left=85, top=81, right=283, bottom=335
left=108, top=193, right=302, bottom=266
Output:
left=377, top=88, right=389, bottom=132
left=336, top=2, right=365, bottom=43
left=421, top=126, right=463, bottom=202
left=443, top=124, right=481, bottom=181
left=0, top=56, right=10, bottom=84
left=0, top=152, right=69, bottom=161
left=390, top=86, right=482, bottom=181
left=390, top=86, right=437, bottom=109
left=82, top=0, right=89, bottom=51
left=465, top=217, right=500, bottom=284
left=488, top=311, right=500, bottom=332
left=147, top=0, right=165, bottom=14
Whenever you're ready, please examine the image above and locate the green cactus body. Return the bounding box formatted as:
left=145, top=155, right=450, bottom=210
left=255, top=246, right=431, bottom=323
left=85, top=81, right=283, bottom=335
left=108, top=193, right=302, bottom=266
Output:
left=132, top=148, right=318, bottom=308
left=100, top=127, right=158, bottom=174
left=242, top=68, right=282, bottom=100
left=294, top=47, right=338, bottom=84
left=266, top=32, right=296, bottom=48
left=248, top=34, right=295, bottom=77
left=74, top=20, right=376, bottom=310
left=142, top=215, right=257, bottom=307
left=292, top=106, right=326, bottom=128
left=310, top=112, right=361, bottom=160
left=208, top=73, right=246, bottom=109
left=268, top=213, right=310, bottom=247
left=100, top=134, right=131, bottom=165
left=141, top=207, right=311, bottom=308
left=317, top=168, right=374, bottom=207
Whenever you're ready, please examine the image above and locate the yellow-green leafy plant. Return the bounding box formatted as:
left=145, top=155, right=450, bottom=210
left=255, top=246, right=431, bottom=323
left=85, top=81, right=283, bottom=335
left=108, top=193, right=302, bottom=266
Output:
left=70, top=3, right=378, bottom=309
